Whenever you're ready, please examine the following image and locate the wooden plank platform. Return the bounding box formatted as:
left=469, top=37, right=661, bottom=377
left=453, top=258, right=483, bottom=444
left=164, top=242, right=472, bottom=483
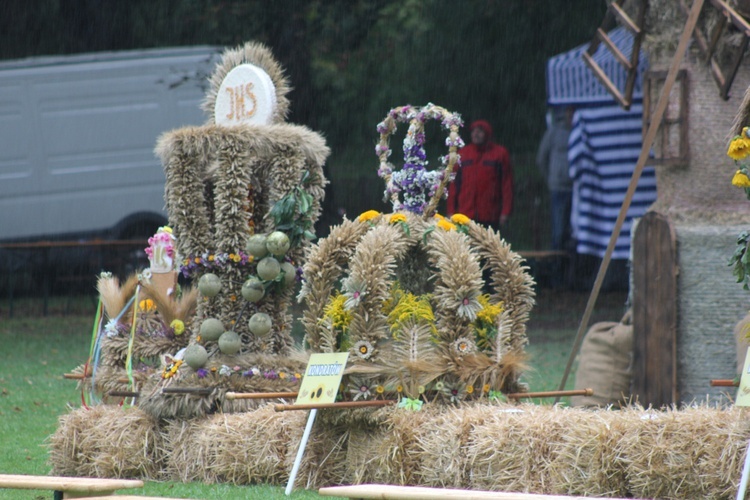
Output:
left=83, top=496, right=191, bottom=499
left=318, top=484, right=636, bottom=500
left=632, top=211, right=678, bottom=407
left=0, top=474, right=143, bottom=498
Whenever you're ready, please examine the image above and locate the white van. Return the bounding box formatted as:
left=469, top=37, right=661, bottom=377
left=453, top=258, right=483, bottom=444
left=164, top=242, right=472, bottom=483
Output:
left=0, top=46, right=221, bottom=243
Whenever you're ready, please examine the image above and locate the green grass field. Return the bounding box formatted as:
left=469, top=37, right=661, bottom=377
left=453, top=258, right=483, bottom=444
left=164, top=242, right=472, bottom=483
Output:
left=0, top=289, right=626, bottom=498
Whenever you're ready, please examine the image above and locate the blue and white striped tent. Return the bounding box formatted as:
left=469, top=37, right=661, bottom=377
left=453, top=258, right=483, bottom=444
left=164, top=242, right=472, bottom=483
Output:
left=545, top=27, right=656, bottom=259
left=546, top=26, right=649, bottom=107
left=568, top=100, right=657, bottom=259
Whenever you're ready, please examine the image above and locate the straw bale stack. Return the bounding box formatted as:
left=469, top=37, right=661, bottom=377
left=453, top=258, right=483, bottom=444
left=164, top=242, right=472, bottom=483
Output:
left=415, top=404, right=496, bottom=489
left=343, top=405, right=441, bottom=487
left=48, top=402, right=750, bottom=497
left=293, top=422, right=349, bottom=489
left=613, top=405, right=749, bottom=499
left=163, top=405, right=306, bottom=485
left=49, top=405, right=163, bottom=480
left=465, top=404, right=569, bottom=494
left=546, top=409, right=629, bottom=497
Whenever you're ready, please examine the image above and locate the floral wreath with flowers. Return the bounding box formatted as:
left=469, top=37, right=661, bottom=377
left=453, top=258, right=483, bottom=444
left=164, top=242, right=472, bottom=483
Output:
left=376, top=103, right=464, bottom=217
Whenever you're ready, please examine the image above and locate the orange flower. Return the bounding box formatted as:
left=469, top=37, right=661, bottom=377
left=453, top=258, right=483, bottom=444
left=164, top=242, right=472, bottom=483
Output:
left=358, top=210, right=381, bottom=222
left=389, top=213, right=407, bottom=224
left=436, top=219, right=456, bottom=231
left=450, top=213, right=471, bottom=225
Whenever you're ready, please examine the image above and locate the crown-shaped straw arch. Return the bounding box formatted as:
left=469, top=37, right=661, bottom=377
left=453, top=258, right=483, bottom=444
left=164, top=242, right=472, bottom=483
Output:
left=376, top=104, right=464, bottom=218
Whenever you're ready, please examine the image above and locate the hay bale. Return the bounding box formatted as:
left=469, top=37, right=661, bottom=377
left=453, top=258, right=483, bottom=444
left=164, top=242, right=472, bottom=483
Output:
left=163, top=405, right=306, bottom=485
left=161, top=417, right=218, bottom=483
left=466, top=404, right=567, bottom=494
left=295, top=423, right=349, bottom=489
left=615, top=405, right=749, bottom=499
left=546, top=409, right=629, bottom=497
left=344, top=425, right=391, bottom=485
left=48, top=405, right=163, bottom=480
left=416, top=404, right=496, bottom=488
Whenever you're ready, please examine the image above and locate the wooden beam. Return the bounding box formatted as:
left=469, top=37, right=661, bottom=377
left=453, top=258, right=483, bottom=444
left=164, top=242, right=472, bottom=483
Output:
left=275, top=400, right=396, bottom=412
left=507, top=388, right=593, bottom=400
left=711, top=379, right=739, bottom=387
left=582, top=52, right=628, bottom=108
left=225, top=391, right=298, bottom=400
left=610, top=1, right=641, bottom=34
left=319, top=484, right=635, bottom=500
left=710, top=0, right=750, bottom=36
left=596, top=28, right=632, bottom=69
left=161, top=387, right=214, bottom=395
left=721, top=34, right=750, bottom=99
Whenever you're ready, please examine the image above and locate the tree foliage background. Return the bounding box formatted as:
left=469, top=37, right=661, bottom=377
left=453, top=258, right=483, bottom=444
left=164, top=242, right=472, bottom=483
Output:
left=0, top=0, right=608, bottom=247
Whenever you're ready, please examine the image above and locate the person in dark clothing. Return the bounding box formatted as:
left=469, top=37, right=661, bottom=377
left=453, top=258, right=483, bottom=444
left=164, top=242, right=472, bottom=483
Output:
left=536, top=106, right=574, bottom=289
left=446, top=119, right=513, bottom=231
left=536, top=107, right=573, bottom=252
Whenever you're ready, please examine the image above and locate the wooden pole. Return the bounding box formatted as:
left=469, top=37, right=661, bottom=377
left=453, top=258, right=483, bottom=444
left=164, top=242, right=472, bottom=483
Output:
left=225, top=391, right=298, bottom=400
left=711, top=379, right=739, bottom=387
left=508, top=388, right=593, bottom=400
left=275, top=400, right=396, bottom=412
left=555, top=0, right=706, bottom=403
left=108, top=391, right=140, bottom=398
left=64, top=373, right=129, bottom=384
left=161, top=387, right=214, bottom=395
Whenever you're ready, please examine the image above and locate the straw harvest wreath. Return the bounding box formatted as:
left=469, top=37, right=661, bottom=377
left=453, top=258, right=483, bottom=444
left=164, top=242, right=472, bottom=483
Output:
left=72, top=42, right=329, bottom=418
left=299, top=104, right=535, bottom=407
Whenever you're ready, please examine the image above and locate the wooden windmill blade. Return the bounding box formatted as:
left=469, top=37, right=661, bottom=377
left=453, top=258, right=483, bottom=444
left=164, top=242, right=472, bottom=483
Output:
left=686, top=0, right=750, bottom=100
left=582, top=0, right=647, bottom=110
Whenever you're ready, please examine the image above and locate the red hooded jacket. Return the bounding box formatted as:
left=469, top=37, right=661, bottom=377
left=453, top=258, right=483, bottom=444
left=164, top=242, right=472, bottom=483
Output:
left=447, top=120, right=513, bottom=224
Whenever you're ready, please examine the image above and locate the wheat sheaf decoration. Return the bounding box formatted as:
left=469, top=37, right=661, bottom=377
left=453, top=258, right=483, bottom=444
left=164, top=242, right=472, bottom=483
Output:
left=300, top=104, right=535, bottom=406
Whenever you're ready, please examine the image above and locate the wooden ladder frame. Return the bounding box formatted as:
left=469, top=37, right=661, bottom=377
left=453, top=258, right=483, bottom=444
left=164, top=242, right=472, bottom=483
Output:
left=684, top=0, right=750, bottom=100
left=582, top=0, right=647, bottom=110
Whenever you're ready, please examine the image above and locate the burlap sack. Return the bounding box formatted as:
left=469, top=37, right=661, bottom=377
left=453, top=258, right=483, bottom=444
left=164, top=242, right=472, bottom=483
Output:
left=572, top=310, right=633, bottom=407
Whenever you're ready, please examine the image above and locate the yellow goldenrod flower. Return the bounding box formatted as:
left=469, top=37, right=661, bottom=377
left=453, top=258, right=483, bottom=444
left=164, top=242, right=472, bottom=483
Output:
left=466, top=385, right=474, bottom=394
left=376, top=385, right=385, bottom=394
left=436, top=219, right=456, bottom=231
left=322, top=293, right=353, bottom=332
left=389, top=213, right=407, bottom=224
left=208, top=255, right=215, bottom=262
left=170, top=319, right=185, bottom=335
left=396, top=385, right=404, bottom=393
left=358, top=210, right=381, bottom=222
left=728, top=130, right=750, bottom=160
left=450, top=213, right=471, bottom=225
left=733, top=170, right=750, bottom=188
left=482, top=383, right=491, bottom=393
left=475, top=295, right=503, bottom=323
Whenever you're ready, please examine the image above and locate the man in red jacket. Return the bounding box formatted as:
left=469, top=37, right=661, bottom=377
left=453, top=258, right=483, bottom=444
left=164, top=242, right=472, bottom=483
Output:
left=447, top=119, right=513, bottom=230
